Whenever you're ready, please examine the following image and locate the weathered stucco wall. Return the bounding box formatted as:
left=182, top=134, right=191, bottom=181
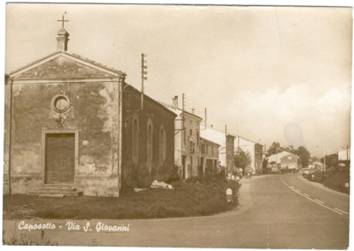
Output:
left=8, top=80, right=120, bottom=196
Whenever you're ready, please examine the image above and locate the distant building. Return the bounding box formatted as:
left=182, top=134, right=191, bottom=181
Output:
left=163, top=97, right=203, bottom=179
left=200, top=127, right=235, bottom=176
left=234, top=136, right=264, bottom=174
left=312, top=161, right=324, bottom=171
left=337, top=148, right=350, bottom=170
left=338, top=148, right=350, bottom=161
left=255, top=143, right=264, bottom=173
left=200, top=137, right=220, bottom=176
left=267, top=151, right=299, bottom=172
left=226, top=134, right=236, bottom=175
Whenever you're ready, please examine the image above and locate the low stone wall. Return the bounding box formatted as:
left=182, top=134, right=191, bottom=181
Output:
left=9, top=174, right=42, bottom=194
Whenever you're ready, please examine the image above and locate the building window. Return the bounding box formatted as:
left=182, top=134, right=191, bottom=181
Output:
left=52, top=95, right=71, bottom=113
left=147, top=118, right=153, bottom=164
left=132, top=117, right=139, bottom=163
left=190, top=142, right=195, bottom=154
left=159, top=125, right=166, bottom=164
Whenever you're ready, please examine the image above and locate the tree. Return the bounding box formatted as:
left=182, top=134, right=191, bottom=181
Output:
left=295, top=146, right=310, bottom=168
left=267, top=142, right=282, bottom=156
left=234, top=150, right=251, bottom=171
left=285, top=145, right=297, bottom=155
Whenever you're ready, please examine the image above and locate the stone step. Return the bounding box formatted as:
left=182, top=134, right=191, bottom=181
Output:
left=42, top=183, right=76, bottom=188
left=35, top=189, right=80, bottom=194
left=33, top=190, right=83, bottom=197
left=38, top=186, right=77, bottom=191
left=31, top=184, right=83, bottom=197
left=39, top=194, right=65, bottom=198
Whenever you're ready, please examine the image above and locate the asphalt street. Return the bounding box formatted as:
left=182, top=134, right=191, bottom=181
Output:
left=4, top=174, right=349, bottom=248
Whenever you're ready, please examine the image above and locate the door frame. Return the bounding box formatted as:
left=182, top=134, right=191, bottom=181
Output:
left=41, top=128, right=79, bottom=185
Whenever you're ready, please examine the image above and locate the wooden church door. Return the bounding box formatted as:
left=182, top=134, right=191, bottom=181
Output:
left=45, top=133, right=75, bottom=184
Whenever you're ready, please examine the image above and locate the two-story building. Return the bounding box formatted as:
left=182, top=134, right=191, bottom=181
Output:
left=163, top=97, right=203, bottom=179
left=267, top=151, right=299, bottom=173
left=235, top=136, right=264, bottom=174
left=200, top=137, right=220, bottom=176
left=200, top=126, right=235, bottom=176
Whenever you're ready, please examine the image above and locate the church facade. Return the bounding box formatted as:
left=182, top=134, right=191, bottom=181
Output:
left=4, top=21, right=175, bottom=197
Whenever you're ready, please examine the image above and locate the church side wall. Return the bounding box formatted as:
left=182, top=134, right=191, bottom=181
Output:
left=121, top=86, right=175, bottom=190
left=9, top=80, right=120, bottom=196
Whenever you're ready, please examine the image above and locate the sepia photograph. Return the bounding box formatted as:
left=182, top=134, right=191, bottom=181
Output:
left=2, top=2, right=352, bottom=249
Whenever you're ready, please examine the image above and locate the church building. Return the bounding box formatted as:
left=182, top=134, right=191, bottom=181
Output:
left=4, top=17, right=175, bottom=197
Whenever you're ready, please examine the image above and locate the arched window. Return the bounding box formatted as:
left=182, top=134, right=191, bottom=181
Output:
left=147, top=118, right=153, bottom=164
left=159, top=125, right=166, bottom=164
left=132, top=117, right=139, bottom=163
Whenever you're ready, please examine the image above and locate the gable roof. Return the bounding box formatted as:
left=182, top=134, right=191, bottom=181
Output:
left=200, top=136, right=220, bottom=146
left=9, top=51, right=125, bottom=81
left=161, top=102, right=203, bottom=121
left=280, top=153, right=299, bottom=161
left=268, top=151, right=298, bottom=163
left=200, top=127, right=226, bottom=147
left=124, top=84, right=177, bottom=118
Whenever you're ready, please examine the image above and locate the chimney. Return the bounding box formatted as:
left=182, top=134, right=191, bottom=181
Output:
left=172, top=96, right=178, bottom=109
left=57, top=28, right=70, bottom=51
left=191, top=108, right=195, bottom=114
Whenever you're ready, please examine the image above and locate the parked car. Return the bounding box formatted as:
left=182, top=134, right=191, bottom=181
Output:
left=301, top=167, right=316, bottom=179
left=308, top=170, right=324, bottom=182
left=268, top=163, right=280, bottom=174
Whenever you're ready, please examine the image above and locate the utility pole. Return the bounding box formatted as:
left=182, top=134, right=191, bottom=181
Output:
left=204, top=107, right=207, bottom=129
left=238, top=135, right=240, bottom=152
left=141, top=53, right=148, bottom=110
left=182, top=93, right=186, bottom=179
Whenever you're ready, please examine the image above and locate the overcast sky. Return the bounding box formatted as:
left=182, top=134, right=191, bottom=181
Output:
left=6, top=4, right=352, bottom=156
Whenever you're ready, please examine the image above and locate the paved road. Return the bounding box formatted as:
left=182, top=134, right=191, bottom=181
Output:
left=4, top=174, right=349, bottom=248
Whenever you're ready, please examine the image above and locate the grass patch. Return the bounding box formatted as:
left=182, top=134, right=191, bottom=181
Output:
left=4, top=234, right=58, bottom=246
left=4, top=177, right=240, bottom=220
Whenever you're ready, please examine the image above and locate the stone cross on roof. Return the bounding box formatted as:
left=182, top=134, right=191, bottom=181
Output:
left=57, top=13, right=69, bottom=29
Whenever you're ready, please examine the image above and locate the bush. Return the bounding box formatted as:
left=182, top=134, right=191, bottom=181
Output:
left=165, top=164, right=180, bottom=183
left=323, top=171, right=349, bottom=194
left=4, top=176, right=241, bottom=220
